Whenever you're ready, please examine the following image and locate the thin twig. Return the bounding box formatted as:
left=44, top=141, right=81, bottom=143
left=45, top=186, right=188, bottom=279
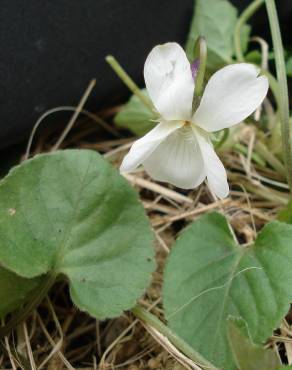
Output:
left=51, top=79, right=96, bottom=151
left=123, top=173, right=193, bottom=205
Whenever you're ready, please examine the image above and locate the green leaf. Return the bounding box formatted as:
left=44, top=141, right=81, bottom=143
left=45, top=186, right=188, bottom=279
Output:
left=185, top=0, right=237, bottom=69
left=245, top=50, right=275, bottom=65
left=228, top=318, right=281, bottom=370
left=0, top=150, right=154, bottom=319
left=0, top=266, right=41, bottom=319
left=114, top=89, right=156, bottom=136
left=163, top=212, right=292, bottom=370
left=245, top=50, right=263, bottom=64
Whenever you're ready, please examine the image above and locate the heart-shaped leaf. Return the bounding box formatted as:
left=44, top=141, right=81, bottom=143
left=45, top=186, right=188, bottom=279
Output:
left=228, top=318, right=281, bottom=370
left=186, top=0, right=237, bottom=68
left=163, top=212, right=292, bottom=369
left=185, top=0, right=252, bottom=70
left=0, top=150, right=154, bottom=319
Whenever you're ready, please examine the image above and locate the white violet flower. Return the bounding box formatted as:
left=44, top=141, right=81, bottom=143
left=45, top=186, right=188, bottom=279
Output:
left=120, top=42, right=269, bottom=198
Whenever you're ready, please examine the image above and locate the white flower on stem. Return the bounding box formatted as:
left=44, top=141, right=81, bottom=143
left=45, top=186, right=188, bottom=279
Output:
left=120, top=42, right=269, bottom=198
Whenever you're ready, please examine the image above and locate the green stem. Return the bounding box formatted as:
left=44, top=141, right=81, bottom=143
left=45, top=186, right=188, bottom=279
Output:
left=132, top=305, right=219, bottom=370
left=0, top=273, right=56, bottom=339
left=106, top=55, right=156, bottom=114
left=265, top=0, right=292, bottom=192
left=234, top=0, right=265, bottom=62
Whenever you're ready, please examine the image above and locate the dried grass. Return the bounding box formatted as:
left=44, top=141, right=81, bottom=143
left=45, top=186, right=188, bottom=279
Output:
left=1, top=94, right=292, bottom=369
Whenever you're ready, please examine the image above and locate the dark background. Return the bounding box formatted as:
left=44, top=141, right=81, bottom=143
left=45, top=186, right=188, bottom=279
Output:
left=0, top=0, right=291, bottom=151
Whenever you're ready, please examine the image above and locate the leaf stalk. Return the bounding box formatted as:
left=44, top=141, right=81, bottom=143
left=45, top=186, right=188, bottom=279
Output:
left=132, top=304, right=219, bottom=370
left=0, top=273, right=56, bottom=339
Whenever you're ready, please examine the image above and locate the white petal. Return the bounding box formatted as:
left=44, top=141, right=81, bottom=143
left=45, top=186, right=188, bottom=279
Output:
left=194, top=128, right=229, bottom=198
left=142, top=125, right=205, bottom=189
left=144, top=42, right=194, bottom=121
left=120, top=121, right=183, bottom=172
left=192, top=63, right=269, bottom=132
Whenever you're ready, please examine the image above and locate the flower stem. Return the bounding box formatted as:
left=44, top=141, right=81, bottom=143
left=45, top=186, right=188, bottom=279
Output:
left=234, top=0, right=265, bottom=62
left=265, top=0, right=292, bottom=192
left=106, top=55, right=155, bottom=113
left=132, top=304, right=219, bottom=370
left=0, top=273, right=56, bottom=339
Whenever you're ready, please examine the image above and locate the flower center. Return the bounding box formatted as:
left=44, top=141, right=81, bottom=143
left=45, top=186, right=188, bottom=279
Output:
left=182, top=120, right=191, bottom=126
left=176, top=122, right=196, bottom=142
